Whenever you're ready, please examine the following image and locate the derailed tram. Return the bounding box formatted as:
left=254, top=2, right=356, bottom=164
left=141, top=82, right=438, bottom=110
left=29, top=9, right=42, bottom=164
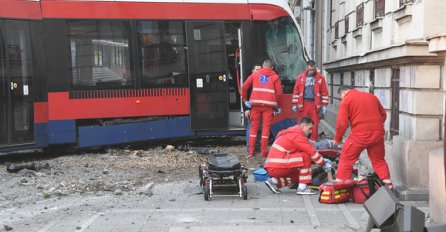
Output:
left=0, top=0, right=308, bottom=152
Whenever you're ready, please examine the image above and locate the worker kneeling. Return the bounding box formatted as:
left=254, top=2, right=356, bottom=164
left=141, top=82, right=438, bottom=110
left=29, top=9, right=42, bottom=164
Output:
left=263, top=117, right=330, bottom=195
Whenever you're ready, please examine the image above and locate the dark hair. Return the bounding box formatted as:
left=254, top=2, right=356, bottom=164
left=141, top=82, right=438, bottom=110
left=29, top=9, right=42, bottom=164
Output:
left=299, top=117, right=314, bottom=125
left=337, top=85, right=353, bottom=95
left=263, top=59, right=273, bottom=68
left=306, top=60, right=316, bottom=66
left=252, top=64, right=261, bottom=69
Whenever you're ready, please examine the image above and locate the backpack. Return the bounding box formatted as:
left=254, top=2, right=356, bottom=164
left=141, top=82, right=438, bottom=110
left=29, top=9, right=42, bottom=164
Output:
left=351, top=173, right=384, bottom=204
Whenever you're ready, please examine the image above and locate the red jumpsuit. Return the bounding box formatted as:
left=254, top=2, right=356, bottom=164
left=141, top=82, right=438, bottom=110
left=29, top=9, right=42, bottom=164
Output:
left=264, top=125, right=325, bottom=188
left=334, top=89, right=392, bottom=185
left=242, top=67, right=283, bottom=156
left=292, top=71, right=329, bottom=141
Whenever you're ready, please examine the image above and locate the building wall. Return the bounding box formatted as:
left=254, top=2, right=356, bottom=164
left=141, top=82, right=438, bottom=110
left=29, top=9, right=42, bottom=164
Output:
left=319, top=0, right=446, bottom=206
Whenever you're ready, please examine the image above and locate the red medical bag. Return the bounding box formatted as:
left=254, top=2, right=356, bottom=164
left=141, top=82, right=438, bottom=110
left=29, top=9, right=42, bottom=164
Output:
left=351, top=179, right=371, bottom=204
left=319, top=180, right=356, bottom=204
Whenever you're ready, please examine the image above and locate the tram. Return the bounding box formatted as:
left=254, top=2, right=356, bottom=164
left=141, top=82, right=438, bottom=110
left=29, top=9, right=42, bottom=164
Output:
left=0, top=0, right=308, bottom=152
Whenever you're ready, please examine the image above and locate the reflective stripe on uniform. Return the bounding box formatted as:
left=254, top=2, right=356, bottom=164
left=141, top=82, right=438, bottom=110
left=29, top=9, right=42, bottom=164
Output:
left=297, top=104, right=303, bottom=108
left=311, top=152, right=324, bottom=164
left=250, top=99, right=278, bottom=106
left=311, top=152, right=320, bottom=160
left=265, top=157, right=303, bottom=164
left=261, top=136, right=269, bottom=139
left=299, top=168, right=311, bottom=174
left=315, top=156, right=324, bottom=164
left=321, top=96, right=329, bottom=99
left=252, top=87, right=275, bottom=94
left=292, top=95, right=300, bottom=99
left=272, top=143, right=290, bottom=154
left=316, top=93, right=321, bottom=96
left=322, top=100, right=329, bottom=103
left=299, top=175, right=312, bottom=180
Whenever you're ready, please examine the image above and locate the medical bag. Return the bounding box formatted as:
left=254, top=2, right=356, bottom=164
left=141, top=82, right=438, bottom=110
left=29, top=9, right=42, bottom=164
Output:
left=319, top=180, right=356, bottom=204
left=351, top=173, right=383, bottom=204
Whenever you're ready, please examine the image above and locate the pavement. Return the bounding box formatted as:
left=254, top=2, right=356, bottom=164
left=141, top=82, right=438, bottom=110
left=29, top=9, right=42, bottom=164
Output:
left=1, top=176, right=430, bottom=232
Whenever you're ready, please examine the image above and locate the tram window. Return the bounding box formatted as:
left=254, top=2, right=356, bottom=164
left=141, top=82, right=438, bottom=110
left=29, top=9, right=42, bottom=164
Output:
left=136, top=21, right=188, bottom=87
left=244, top=17, right=306, bottom=94
left=67, top=20, right=132, bottom=89
left=265, top=16, right=306, bottom=89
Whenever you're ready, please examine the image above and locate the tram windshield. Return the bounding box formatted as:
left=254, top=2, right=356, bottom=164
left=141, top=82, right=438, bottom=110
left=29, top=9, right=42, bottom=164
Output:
left=243, top=16, right=307, bottom=93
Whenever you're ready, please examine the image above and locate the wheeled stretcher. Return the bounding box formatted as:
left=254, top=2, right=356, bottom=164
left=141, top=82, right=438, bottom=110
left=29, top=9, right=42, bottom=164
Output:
left=198, top=153, right=248, bottom=201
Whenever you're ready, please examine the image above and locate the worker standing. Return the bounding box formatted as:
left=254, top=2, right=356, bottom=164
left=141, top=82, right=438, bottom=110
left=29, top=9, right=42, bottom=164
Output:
left=263, top=117, right=331, bottom=195
left=333, top=85, right=393, bottom=189
left=245, top=64, right=262, bottom=152
left=242, top=59, right=283, bottom=157
left=292, top=60, right=329, bottom=141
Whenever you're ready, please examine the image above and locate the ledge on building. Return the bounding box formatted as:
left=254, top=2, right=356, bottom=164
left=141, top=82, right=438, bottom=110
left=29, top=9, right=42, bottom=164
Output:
left=353, top=27, right=362, bottom=38
left=393, top=3, right=412, bottom=24
left=341, top=34, right=347, bottom=44
left=331, top=39, right=337, bottom=48
left=427, top=34, right=446, bottom=56
left=370, top=17, right=383, bottom=33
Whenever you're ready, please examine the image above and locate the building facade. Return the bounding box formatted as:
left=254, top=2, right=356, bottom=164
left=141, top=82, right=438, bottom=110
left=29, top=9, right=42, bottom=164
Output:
left=304, top=0, right=446, bottom=223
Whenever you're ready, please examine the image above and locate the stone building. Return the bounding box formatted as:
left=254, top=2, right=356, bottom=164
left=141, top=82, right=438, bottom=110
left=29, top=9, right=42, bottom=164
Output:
left=291, top=0, right=446, bottom=223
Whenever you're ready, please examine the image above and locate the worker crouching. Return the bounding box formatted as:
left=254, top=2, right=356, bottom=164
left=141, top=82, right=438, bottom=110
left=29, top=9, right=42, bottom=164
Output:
left=263, top=117, right=331, bottom=195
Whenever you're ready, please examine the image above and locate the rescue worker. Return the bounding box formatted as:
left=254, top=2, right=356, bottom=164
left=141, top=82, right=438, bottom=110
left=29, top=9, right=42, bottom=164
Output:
left=333, top=85, right=393, bottom=189
left=245, top=64, right=262, bottom=152
left=242, top=59, right=283, bottom=157
left=263, top=117, right=331, bottom=195
left=292, top=60, right=329, bottom=141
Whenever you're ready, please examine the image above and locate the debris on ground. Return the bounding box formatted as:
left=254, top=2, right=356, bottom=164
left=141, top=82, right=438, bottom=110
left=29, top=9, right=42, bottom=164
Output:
left=6, top=162, right=49, bottom=173
left=0, top=138, right=252, bottom=209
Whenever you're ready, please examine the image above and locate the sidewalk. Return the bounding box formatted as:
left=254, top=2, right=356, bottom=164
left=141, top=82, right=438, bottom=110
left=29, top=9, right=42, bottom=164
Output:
left=2, top=177, right=429, bottom=232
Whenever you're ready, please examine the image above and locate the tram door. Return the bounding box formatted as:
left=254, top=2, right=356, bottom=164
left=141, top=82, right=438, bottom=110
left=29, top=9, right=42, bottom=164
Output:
left=0, top=20, right=34, bottom=146
left=186, top=21, right=228, bottom=130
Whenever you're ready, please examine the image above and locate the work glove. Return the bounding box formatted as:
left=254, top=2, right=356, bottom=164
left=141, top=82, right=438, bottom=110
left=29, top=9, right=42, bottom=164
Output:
left=274, top=108, right=281, bottom=115
left=244, top=101, right=252, bottom=109
left=322, top=106, right=327, bottom=114
left=322, top=161, right=332, bottom=173
left=292, top=105, right=297, bottom=112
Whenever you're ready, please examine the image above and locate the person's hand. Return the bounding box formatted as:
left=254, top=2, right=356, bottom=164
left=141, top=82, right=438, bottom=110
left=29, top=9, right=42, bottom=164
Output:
left=323, top=158, right=332, bottom=164
left=274, top=108, right=281, bottom=115
left=322, top=106, right=327, bottom=114
left=244, top=101, right=252, bottom=109
left=332, top=140, right=339, bottom=147
left=244, top=110, right=250, bottom=118
left=332, top=140, right=342, bottom=150
left=323, top=162, right=332, bottom=173
left=292, top=105, right=297, bottom=112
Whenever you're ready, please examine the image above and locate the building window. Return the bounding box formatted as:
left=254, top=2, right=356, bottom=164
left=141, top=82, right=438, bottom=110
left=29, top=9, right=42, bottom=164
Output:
left=345, top=16, right=349, bottom=34
left=356, top=3, right=364, bottom=27
left=399, top=0, right=413, bottom=7
left=335, top=21, right=339, bottom=39
left=136, top=21, right=188, bottom=87
left=351, top=72, right=355, bottom=86
left=68, top=21, right=133, bottom=89
left=390, top=68, right=400, bottom=138
left=375, top=0, right=385, bottom=18
left=330, top=74, right=334, bottom=104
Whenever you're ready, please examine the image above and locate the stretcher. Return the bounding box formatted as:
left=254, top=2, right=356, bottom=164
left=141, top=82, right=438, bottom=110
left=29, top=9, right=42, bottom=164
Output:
left=198, top=153, right=248, bottom=201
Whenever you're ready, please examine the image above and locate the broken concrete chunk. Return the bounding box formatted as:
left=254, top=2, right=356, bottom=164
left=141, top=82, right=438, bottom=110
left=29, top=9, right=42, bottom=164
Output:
left=6, top=162, right=49, bottom=173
